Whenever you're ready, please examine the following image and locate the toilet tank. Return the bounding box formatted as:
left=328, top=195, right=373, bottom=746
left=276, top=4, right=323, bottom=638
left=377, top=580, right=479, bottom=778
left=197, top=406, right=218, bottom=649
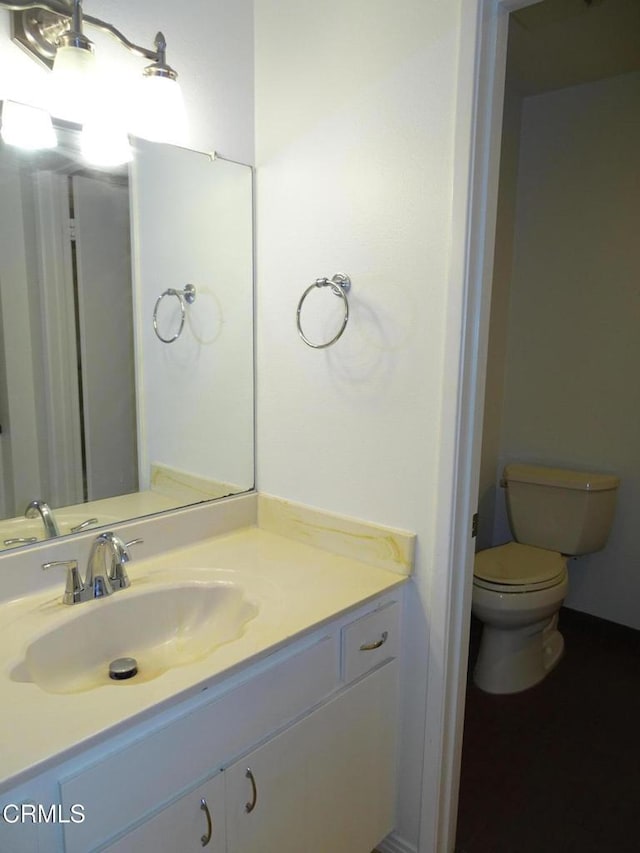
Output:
left=504, top=463, right=619, bottom=555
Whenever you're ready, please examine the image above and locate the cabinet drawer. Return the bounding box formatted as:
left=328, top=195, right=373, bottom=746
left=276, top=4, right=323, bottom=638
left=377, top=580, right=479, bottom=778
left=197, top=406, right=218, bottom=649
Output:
left=341, top=600, right=399, bottom=684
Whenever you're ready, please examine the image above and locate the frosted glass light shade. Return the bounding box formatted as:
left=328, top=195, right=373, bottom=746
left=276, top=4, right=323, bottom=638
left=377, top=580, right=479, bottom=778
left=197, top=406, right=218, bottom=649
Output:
left=81, top=118, right=132, bottom=167
left=79, top=72, right=133, bottom=167
left=0, top=100, right=57, bottom=150
left=50, top=44, right=97, bottom=124
left=133, top=74, right=188, bottom=146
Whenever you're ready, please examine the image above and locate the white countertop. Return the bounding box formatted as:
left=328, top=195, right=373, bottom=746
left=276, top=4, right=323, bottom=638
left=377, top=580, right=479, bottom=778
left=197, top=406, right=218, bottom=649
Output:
left=0, top=526, right=407, bottom=794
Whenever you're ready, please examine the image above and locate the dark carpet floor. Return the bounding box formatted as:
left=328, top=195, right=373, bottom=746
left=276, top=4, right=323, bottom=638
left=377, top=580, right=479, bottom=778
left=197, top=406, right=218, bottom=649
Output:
left=455, top=606, right=640, bottom=853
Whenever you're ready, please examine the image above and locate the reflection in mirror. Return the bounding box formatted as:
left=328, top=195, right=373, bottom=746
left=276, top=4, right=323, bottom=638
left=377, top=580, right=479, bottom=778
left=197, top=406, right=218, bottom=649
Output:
left=0, top=108, right=254, bottom=551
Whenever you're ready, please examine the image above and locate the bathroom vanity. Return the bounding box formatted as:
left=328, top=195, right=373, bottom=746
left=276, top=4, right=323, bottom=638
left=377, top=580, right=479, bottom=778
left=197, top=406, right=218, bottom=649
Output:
left=0, top=494, right=413, bottom=853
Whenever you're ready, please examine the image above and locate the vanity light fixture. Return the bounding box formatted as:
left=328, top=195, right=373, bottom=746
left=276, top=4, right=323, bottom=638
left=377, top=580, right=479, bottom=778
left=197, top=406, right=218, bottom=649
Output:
left=0, top=0, right=188, bottom=161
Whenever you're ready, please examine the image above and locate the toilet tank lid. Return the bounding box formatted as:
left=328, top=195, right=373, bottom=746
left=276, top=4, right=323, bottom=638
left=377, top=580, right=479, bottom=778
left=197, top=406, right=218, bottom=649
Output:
left=504, top=464, right=619, bottom=492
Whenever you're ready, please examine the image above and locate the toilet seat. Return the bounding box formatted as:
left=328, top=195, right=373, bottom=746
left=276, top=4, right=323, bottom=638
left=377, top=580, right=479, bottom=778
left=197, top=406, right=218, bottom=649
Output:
left=474, top=542, right=566, bottom=594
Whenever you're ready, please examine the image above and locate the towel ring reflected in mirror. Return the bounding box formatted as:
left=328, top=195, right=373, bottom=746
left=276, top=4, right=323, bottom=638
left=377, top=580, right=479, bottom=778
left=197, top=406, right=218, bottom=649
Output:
left=153, top=283, right=197, bottom=343
left=296, top=273, right=351, bottom=349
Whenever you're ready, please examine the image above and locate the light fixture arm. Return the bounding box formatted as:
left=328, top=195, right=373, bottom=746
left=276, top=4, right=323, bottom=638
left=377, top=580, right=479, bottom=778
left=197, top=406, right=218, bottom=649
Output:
left=3, top=0, right=171, bottom=68
left=81, top=13, right=159, bottom=62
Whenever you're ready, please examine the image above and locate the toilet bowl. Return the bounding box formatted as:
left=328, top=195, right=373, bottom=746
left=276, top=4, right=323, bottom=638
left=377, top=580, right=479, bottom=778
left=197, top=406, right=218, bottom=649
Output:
left=472, top=542, right=568, bottom=694
left=471, top=463, right=619, bottom=694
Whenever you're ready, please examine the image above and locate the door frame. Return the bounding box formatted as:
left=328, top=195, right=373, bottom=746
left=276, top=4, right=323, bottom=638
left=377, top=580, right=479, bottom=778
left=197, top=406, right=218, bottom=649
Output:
left=418, top=1, right=540, bottom=850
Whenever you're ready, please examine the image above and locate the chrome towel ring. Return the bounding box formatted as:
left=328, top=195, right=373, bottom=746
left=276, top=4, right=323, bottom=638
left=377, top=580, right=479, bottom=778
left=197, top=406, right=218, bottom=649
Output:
left=153, top=284, right=197, bottom=343
left=296, top=273, right=351, bottom=349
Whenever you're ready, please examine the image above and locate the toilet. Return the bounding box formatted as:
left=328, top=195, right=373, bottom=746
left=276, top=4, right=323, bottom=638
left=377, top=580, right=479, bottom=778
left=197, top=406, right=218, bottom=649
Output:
left=472, top=463, right=619, bottom=694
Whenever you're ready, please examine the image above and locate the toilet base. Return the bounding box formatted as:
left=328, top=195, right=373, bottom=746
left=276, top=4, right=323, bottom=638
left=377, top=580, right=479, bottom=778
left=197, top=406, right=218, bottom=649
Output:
left=473, top=614, right=565, bottom=694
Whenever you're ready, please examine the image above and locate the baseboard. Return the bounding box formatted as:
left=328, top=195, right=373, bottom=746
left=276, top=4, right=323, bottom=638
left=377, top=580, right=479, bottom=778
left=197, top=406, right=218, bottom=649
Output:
left=377, top=832, right=418, bottom=853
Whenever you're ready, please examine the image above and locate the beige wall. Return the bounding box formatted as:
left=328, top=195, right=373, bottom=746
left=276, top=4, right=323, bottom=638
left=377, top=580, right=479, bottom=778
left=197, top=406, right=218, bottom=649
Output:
left=486, top=72, right=640, bottom=629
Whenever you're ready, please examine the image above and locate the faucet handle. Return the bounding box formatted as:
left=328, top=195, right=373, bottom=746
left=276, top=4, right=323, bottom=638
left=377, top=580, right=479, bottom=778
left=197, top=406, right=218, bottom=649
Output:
left=70, top=517, right=99, bottom=534
left=4, top=537, right=38, bottom=546
left=106, top=534, right=143, bottom=590
left=42, top=559, right=85, bottom=605
left=114, top=537, right=143, bottom=589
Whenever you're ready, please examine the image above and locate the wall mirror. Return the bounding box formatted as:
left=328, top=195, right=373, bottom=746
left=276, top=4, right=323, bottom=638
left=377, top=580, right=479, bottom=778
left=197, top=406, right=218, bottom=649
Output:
left=0, top=106, right=254, bottom=551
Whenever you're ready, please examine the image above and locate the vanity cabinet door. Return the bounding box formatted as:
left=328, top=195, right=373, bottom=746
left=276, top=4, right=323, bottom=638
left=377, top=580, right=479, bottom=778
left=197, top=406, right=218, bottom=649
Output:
left=225, top=659, right=398, bottom=853
left=305, top=658, right=398, bottom=853
left=101, top=772, right=225, bottom=853
left=225, top=711, right=312, bottom=853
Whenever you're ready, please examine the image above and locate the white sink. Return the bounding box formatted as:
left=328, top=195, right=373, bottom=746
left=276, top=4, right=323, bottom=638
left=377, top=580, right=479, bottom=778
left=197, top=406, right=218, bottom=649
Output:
left=10, top=578, right=258, bottom=694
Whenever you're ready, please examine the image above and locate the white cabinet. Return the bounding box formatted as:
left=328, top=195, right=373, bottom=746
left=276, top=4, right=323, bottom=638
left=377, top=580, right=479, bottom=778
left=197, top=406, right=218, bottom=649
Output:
left=102, top=773, right=225, bottom=853
left=59, top=635, right=340, bottom=853
left=225, top=707, right=312, bottom=853
left=0, top=806, right=41, bottom=853
left=225, top=659, right=398, bottom=853
left=100, top=657, right=397, bottom=853
left=304, top=659, right=398, bottom=853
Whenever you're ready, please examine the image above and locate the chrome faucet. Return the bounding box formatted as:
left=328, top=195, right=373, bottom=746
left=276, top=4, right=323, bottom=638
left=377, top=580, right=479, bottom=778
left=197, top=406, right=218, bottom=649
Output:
left=25, top=499, right=60, bottom=539
left=43, top=531, right=143, bottom=605
left=85, top=531, right=142, bottom=598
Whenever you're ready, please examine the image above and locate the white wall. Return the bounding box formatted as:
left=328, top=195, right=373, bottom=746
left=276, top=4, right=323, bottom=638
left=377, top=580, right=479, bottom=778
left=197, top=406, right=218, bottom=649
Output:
left=254, top=1, right=463, bottom=849
left=495, top=72, right=640, bottom=629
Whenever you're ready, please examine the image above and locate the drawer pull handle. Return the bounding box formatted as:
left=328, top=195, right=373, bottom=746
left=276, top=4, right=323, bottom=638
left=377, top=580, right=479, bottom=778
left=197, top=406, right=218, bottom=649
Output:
left=360, top=630, right=388, bottom=651
left=200, top=798, right=212, bottom=846
left=245, top=767, right=258, bottom=813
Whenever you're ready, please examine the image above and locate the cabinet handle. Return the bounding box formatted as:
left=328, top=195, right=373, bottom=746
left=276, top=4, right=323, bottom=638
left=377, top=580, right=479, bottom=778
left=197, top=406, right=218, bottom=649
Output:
left=245, top=767, right=258, bottom=813
left=360, top=630, right=388, bottom=651
left=200, top=798, right=212, bottom=847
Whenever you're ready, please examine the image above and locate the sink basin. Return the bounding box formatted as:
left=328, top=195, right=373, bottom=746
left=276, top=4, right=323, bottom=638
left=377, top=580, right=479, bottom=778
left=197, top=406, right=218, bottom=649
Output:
left=10, top=578, right=258, bottom=694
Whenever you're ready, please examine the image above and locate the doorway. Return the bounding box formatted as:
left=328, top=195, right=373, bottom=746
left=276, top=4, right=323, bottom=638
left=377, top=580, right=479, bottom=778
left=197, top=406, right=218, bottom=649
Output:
left=0, top=137, right=138, bottom=517
left=454, top=0, right=640, bottom=850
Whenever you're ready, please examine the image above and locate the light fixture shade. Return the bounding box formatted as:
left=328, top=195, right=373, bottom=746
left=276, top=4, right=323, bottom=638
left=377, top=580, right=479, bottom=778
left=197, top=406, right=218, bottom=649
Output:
left=80, top=85, right=133, bottom=168
left=50, top=44, right=97, bottom=124
left=81, top=119, right=133, bottom=168
left=133, top=74, right=188, bottom=146
left=0, top=100, right=57, bottom=150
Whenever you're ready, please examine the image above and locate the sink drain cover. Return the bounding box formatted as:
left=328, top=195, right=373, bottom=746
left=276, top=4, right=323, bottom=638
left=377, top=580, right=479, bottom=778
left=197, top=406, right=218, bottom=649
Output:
left=109, top=657, right=138, bottom=680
